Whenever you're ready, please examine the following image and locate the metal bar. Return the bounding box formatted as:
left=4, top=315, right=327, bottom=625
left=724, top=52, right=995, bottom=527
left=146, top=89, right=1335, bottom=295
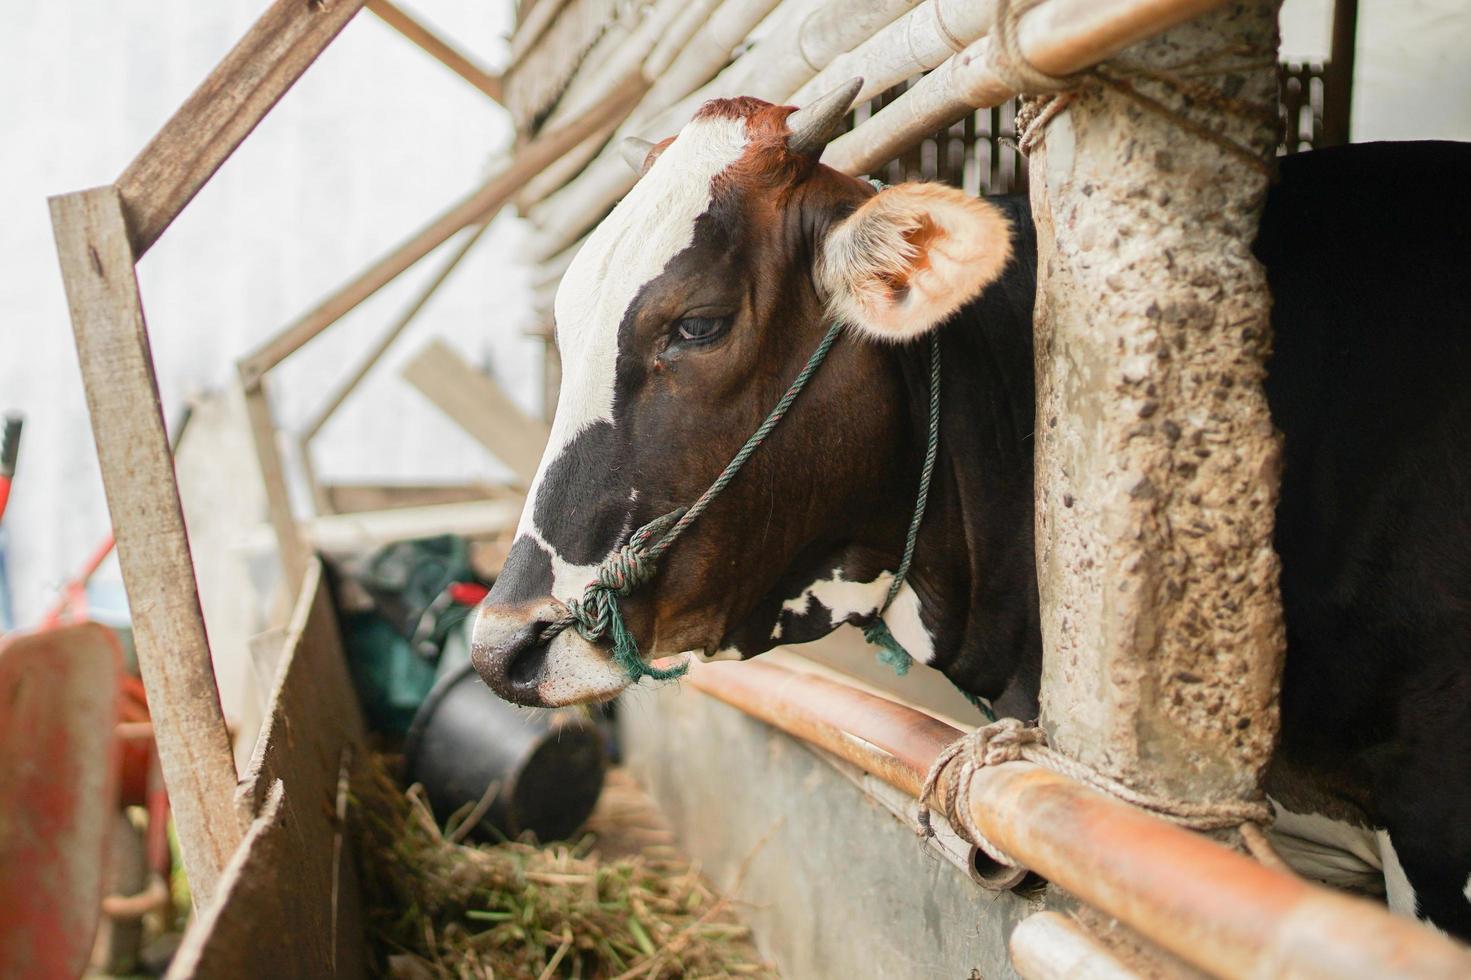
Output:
left=49, top=186, right=244, bottom=905
left=684, top=659, right=1471, bottom=980
left=116, top=0, right=366, bottom=257
left=366, top=0, right=503, bottom=104
left=237, top=71, right=646, bottom=384
left=1321, top=0, right=1357, bottom=146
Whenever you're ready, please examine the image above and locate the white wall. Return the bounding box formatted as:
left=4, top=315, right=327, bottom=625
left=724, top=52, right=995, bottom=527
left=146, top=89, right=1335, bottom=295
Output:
left=1280, top=0, right=1471, bottom=140
left=0, top=0, right=535, bottom=626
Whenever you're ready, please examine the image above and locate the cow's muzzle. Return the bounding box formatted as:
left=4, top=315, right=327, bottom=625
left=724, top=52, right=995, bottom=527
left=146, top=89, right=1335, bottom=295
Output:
left=470, top=599, right=630, bottom=707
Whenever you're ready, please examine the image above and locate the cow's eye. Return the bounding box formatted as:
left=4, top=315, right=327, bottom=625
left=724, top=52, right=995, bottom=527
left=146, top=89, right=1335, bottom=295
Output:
left=675, top=315, right=731, bottom=344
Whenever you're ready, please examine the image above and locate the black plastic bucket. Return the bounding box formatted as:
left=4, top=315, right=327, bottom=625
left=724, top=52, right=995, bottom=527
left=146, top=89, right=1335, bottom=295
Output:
left=404, top=662, right=605, bottom=842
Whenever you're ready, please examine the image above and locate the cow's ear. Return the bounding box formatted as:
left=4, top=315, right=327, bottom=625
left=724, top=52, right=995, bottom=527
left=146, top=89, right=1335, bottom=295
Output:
left=820, top=183, right=1012, bottom=342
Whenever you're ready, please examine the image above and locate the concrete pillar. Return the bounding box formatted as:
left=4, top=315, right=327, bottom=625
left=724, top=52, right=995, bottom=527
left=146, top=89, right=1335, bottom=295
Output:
left=1029, top=3, right=1285, bottom=804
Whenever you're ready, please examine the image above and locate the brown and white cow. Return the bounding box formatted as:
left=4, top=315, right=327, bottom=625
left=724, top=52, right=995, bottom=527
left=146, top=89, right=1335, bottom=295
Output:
left=471, top=82, right=1029, bottom=708
left=469, top=84, right=1471, bottom=938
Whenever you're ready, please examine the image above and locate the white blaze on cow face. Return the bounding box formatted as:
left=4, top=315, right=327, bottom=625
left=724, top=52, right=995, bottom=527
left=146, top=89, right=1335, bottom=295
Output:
left=519, top=114, right=752, bottom=601
left=476, top=114, right=759, bottom=706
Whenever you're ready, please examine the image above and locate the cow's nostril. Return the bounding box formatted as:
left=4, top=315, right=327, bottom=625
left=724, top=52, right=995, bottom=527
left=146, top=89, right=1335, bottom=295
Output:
left=506, top=635, right=550, bottom=688
left=471, top=613, right=556, bottom=705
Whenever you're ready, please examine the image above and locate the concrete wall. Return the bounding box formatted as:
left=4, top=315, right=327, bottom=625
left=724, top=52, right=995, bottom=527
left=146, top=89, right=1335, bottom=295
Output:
left=620, top=682, right=1038, bottom=979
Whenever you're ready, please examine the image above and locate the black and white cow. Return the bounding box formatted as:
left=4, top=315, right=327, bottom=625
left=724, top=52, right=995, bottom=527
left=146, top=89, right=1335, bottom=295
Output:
left=469, top=87, right=1471, bottom=937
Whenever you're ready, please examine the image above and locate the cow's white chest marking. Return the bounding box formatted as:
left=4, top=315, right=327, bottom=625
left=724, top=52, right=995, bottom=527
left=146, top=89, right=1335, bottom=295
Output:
left=518, top=115, right=751, bottom=599
left=775, top=568, right=935, bottom=665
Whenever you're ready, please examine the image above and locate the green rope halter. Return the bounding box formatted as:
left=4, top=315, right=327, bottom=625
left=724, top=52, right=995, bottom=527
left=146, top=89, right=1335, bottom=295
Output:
left=537, top=321, right=940, bottom=685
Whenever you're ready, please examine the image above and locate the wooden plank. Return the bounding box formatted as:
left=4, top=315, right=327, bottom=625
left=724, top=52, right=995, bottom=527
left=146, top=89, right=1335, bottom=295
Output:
left=366, top=0, right=503, bottom=104
left=237, top=72, right=647, bottom=384
left=173, top=560, right=368, bottom=978
left=319, top=480, right=511, bottom=515
left=168, top=777, right=365, bottom=978
left=400, top=339, right=549, bottom=485
left=303, top=497, right=522, bottom=553
left=116, top=0, right=367, bottom=258
left=48, top=186, right=243, bottom=906
left=241, top=375, right=310, bottom=601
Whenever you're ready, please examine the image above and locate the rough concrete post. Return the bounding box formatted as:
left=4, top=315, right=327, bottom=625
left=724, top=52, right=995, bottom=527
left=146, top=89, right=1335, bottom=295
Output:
left=1029, top=3, right=1285, bottom=804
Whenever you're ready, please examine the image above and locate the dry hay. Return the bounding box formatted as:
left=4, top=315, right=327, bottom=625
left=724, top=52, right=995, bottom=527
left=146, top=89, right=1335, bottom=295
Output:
left=354, top=761, right=774, bottom=979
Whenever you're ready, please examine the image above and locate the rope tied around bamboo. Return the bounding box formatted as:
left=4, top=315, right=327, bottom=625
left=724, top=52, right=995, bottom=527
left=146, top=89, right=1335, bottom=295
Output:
left=989, top=0, right=1277, bottom=168
left=915, top=718, right=1275, bottom=889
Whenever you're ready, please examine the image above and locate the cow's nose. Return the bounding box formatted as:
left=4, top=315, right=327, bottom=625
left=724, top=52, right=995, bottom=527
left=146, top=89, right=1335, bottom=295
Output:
left=470, top=604, right=555, bottom=707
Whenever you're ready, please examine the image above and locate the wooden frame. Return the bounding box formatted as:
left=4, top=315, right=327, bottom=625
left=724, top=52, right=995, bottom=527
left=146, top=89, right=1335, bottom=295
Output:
left=45, top=0, right=1410, bottom=976
left=45, top=0, right=523, bottom=922
left=365, top=0, right=504, bottom=104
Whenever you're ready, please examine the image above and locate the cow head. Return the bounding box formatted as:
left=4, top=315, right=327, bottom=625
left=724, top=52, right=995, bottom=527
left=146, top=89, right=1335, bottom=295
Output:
left=472, top=81, right=1013, bottom=706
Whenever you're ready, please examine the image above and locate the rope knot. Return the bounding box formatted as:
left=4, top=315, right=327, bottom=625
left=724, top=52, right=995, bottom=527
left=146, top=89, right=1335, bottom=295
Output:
left=914, top=717, right=1277, bottom=891
left=596, top=542, right=655, bottom=594
left=970, top=717, right=1045, bottom=766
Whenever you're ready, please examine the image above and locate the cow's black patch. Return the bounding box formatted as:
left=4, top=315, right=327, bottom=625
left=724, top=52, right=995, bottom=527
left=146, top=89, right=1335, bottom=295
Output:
left=531, top=419, right=635, bottom=566
left=491, top=535, right=555, bottom=605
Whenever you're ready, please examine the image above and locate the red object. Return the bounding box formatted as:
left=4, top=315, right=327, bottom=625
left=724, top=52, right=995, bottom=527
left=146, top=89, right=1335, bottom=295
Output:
left=0, top=624, right=122, bottom=979
left=449, top=581, right=490, bottom=605
left=0, top=414, right=19, bottom=525
left=39, top=533, right=116, bottom=628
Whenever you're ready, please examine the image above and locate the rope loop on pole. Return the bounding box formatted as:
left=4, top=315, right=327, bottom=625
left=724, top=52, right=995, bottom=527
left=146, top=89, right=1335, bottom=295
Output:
left=916, top=717, right=1275, bottom=889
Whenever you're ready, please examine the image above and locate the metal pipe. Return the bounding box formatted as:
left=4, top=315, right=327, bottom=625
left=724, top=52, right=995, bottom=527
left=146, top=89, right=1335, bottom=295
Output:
left=1009, top=911, right=1140, bottom=980
left=683, top=659, right=1471, bottom=979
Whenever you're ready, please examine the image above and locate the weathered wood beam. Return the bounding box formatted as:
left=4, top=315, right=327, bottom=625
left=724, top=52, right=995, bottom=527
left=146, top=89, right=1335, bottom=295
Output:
left=241, top=375, right=309, bottom=598
left=172, top=561, right=367, bottom=976
left=1029, top=3, right=1285, bottom=804
left=400, top=339, right=549, bottom=486
left=237, top=71, right=646, bottom=385
left=366, top=0, right=503, bottom=105
left=49, top=187, right=244, bottom=907
left=117, top=0, right=367, bottom=258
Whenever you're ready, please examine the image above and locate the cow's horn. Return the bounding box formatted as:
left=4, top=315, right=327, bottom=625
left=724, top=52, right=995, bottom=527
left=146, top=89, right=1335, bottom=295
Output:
left=786, top=77, right=863, bottom=158
left=621, top=137, right=656, bottom=174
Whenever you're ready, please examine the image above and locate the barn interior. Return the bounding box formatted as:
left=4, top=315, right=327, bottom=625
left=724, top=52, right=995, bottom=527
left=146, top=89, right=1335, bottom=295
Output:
left=3, top=0, right=1471, bottom=977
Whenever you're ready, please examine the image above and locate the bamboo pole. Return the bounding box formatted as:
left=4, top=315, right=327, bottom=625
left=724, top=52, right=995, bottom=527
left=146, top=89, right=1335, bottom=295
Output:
left=790, top=0, right=996, bottom=107
left=684, top=659, right=1471, bottom=980
left=117, top=0, right=366, bottom=258
left=1009, top=913, right=1141, bottom=980
left=50, top=186, right=244, bottom=907
left=523, top=0, right=918, bottom=261
left=539, top=0, right=687, bottom=130
left=236, top=71, right=646, bottom=385
left=525, top=0, right=1240, bottom=258
left=366, top=0, right=504, bottom=104
left=823, top=0, right=1230, bottom=176
left=507, top=0, right=576, bottom=69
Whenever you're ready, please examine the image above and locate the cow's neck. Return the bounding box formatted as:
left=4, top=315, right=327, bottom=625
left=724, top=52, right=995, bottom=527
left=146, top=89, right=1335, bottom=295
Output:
left=888, top=198, right=1043, bottom=717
